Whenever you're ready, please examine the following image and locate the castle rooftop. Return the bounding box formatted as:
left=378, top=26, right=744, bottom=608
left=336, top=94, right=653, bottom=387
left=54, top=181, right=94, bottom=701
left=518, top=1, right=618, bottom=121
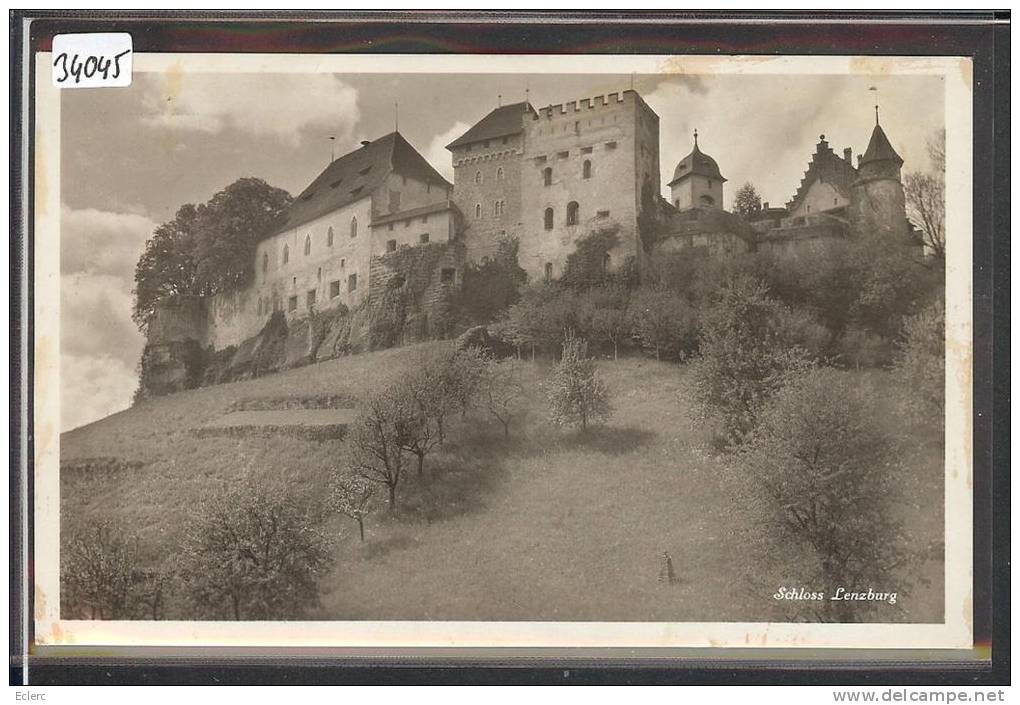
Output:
left=446, top=101, right=535, bottom=150
left=669, top=133, right=725, bottom=186
left=263, top=131, right=451, bottom=239
left=859, top=123, right=903, bottom=166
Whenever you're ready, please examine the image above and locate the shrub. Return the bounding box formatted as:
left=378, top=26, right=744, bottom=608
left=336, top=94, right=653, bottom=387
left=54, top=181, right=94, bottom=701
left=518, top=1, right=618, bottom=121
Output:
left=481, top=358, right=525, bottom=438
left=737, top=368, right=910, bottom=621
left=182, top=477, right=333, bottom=620
left=688, top=276, right=813, bottom=444
left=451, top=236, right=528, bottom=327
left=546, top=333, right=611, bottom=431
left=61, top=521, right=142, bottom=620
left=893, top=298, right=945, bottom=426
left=836, top=327, right=894, bottom=369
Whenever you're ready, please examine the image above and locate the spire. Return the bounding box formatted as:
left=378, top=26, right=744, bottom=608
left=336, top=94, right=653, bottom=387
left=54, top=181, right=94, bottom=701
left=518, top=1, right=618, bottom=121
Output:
left=869, top=85, right=880, bottom=125
left=693, top=128, right=699, bottom=148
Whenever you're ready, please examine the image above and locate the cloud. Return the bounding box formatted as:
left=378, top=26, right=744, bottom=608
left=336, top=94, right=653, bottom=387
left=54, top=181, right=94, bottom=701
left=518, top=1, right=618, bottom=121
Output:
left=61, top=206, right=156, bottom=277
left=60, top=206, right=155, bottom=431
left=425, top=121, right=470, bottom=182
left=61, top=353, right=139, bottom=432
left=142, top=73, right=360, bottom=145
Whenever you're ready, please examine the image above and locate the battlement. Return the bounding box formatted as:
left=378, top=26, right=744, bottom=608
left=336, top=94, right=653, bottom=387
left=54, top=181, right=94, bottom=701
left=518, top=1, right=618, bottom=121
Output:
left=531, top=90, right=636, bottom=120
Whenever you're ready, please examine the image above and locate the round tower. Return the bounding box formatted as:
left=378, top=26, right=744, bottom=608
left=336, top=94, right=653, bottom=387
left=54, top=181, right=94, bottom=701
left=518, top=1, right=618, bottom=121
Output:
left=849, top=109, right=911, bottom=242
left=668, top=130, right=726, bottom=211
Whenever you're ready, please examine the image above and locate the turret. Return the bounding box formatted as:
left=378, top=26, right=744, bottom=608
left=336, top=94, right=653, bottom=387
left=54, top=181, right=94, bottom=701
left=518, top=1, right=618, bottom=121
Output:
left=850, top=108, right=911, bottom=242
left=668, top=130, right=726, bottom=210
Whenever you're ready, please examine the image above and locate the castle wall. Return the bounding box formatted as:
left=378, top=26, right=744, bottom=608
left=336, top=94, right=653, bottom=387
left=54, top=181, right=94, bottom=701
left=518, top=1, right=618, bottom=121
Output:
left=788, top=179, right=849, bottom=219
left=205, top=199, right=375, bottom=350
left=519, top=91, right=651, bottom=281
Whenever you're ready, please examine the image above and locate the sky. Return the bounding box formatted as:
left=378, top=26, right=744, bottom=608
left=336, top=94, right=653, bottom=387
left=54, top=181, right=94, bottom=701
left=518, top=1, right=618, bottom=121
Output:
left=59, top=69, right=945, bottom=432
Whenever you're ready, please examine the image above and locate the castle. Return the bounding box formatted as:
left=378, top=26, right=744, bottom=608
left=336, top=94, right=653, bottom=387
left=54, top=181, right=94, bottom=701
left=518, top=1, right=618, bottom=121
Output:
left=139, top=89, right=917, bottom=395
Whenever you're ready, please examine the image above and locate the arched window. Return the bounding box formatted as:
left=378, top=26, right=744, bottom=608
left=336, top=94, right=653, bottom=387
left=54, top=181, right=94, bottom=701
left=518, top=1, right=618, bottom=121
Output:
left=282, top=244, right=289, bottom=264
left=566, top=201, right=579, bottom=225
left=543, top=167, right=552, bottom=186
left=262, top=251, right=269, bottom=274
left=497, top=167, right=504, bottom=181
left=700, top=194, right=715, bottom=207
left=257, top=298, right=262, bottom=316
left=544, top=207, right=554, bottom=230
left=327, top=226, right=334, bottom=247
left=544, top=262, right=553, bottom=281
left=350, top=216, right=358, bottom=238
left=475, top=171, right=482, bottom=184
left=475, top=203, right=482, bottom=219
left=304, top=234, right=311, bottom=256
left=583, top=159, right=592, bottom=179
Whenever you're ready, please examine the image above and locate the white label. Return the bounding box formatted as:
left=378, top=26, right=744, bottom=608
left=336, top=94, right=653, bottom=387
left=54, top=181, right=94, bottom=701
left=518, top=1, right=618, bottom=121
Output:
left=52, top=33, right=132, bottom=88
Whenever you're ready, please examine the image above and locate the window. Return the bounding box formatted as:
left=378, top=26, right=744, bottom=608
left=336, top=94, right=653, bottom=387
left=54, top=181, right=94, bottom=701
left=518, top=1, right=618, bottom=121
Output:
left=557, top=150, right=569, bottom=159
left=502, top=136, right=508, bottom=145
left=329, top=178, right=343, bottom=188
left=497, top=167, right=504, bottom=181
left=419, top=233, right=430, bottom=244
left=340, top=258, right=346, bottom=268
left=257, top=298, right=262, bottom=316
left=317, top=267, right=322, bottom=281
left=388, top=223, right=394, bottom=231
left=390, top=190, right=401, bottom=212
left=583, top=159, right=592, bottom=179
left=349, top=186, right=363, bottom=197
left=605, top=141, right=617, bottom=150
left=327, top=226, right=334, bottom=247
left=401, top=176, right=407, bottom=186
left=544, top=208, right=554, bottom=230
left=421, top=215, right=428, bottom=224
left=307, top=289, right=316, bottom=307
left=566, top=201, right=579, bottom=225
left=543, top=167, right=552, bottom=186
left=574, top=120, right=580, bottom=134
left=350, top=216, right=358, bottom=238
left=544, top=262, right=553, bottom=282
left=596, top=209, right=610, bottom=218
left=387, top=239, right=397, bottom=252
left=282, top=244, right=289, bottom=264
left=404, top=219, right=411, bottom=229
left=493, top=200, right=505, bottom=217
left=426, top=182, right=431, bottom=193
left=348, top=273, right=358, bottom=292
left=674, top=199, right=680, bottom=208
left=358, top=166, right=371, bottom=176
left=304, top=234, right=311, bottom=256
left=441, top=267, right=456, bottom=283
left=475, top=171, right=482, bottom=184
left=483, top=140, right=490, bottom=148
left=475, top=203, right=482, bottom=219
left=700, top=194, right=715, bottom=207
left=288, top=295, right=298, bottom=312
left=262, top=252, right=269, bottom=273
left=330, top=280, right=340, bottom=298
left=581, top=146, right=593, bottom=154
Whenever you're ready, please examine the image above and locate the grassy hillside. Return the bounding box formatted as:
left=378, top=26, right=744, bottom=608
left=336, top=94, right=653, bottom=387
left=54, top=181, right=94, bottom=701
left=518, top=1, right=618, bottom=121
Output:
left=61, top=343, right=944, bottom=622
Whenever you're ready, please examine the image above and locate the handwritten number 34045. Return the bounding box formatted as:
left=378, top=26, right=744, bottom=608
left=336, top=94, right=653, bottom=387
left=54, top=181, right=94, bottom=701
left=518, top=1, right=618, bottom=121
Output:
left=53, top=50, right=131, bottom=84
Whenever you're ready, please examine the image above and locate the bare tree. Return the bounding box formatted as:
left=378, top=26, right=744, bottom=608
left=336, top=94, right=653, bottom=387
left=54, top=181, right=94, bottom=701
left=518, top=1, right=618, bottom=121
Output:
left=329, top=472, right=376, bottom=541
left=904, top=129, right=945, bottom=262
left=482, top=358, right=525, bottom=438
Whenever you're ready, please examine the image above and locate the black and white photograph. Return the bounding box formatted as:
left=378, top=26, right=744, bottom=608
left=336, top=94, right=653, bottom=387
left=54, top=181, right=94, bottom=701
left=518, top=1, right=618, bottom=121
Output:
left=30, top=50, right=974, bottom=650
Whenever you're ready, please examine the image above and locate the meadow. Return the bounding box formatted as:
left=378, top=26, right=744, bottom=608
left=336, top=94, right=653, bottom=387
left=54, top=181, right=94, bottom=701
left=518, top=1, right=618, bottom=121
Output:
left=60, top=342, right=944, bottom=622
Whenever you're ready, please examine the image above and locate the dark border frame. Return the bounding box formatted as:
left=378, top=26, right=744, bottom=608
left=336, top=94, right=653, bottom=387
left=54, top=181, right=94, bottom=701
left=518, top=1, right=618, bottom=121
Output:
left=9, top=9, right=1010, bottom=686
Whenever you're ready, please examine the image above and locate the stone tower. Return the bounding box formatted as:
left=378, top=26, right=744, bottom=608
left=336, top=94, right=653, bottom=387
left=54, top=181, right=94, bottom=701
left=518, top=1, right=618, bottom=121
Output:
left=849, top=110, right=912, bottom=242
left=668, top=130, right=726, bottom=211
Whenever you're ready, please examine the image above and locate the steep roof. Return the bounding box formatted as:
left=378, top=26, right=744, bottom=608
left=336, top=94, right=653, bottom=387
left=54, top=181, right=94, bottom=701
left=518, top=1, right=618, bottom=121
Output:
left=859, top=123, right=903, bottom=166
left=785, top=136, right=859, bottom=212
left=263, top=132, right=451, bottom=239
left=669, top=141, right=725, bottom=186
left=446, top=102, right=534, bottom=150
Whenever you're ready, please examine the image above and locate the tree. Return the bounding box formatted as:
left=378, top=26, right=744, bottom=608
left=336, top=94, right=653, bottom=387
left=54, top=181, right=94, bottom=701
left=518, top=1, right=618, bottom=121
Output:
left=738, top=368, right=911, bottom=621
left=396, top=353, right=450, bottom=471
left=733, top=182, right=762, bottom=219
left=451, top=235, right=528, bottom=327
left=630, top=286, right=700, bottom=362
left=348, top=387, right=412, bottom=510
left=133, top=178, right=291, bottom=329
left=903, top=130, right=946, bottom=262
left=482, top=358, right=524, bottom=438
left=579, top=284, right=630, bottom=360
left=182, top=477, right=333, bottom=620
left=328, top=472, right=376, bottom=541
left=546, top=332, right=611, bottom=431
left=561, top=224, right=626, bottom=291
left=61, top=521, right=142, bottom=619
left=892, top=298, right=945, bottom=427
left=132, top=204, right=200, bottom=329
left=688, top=276, right=813, bottom=444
